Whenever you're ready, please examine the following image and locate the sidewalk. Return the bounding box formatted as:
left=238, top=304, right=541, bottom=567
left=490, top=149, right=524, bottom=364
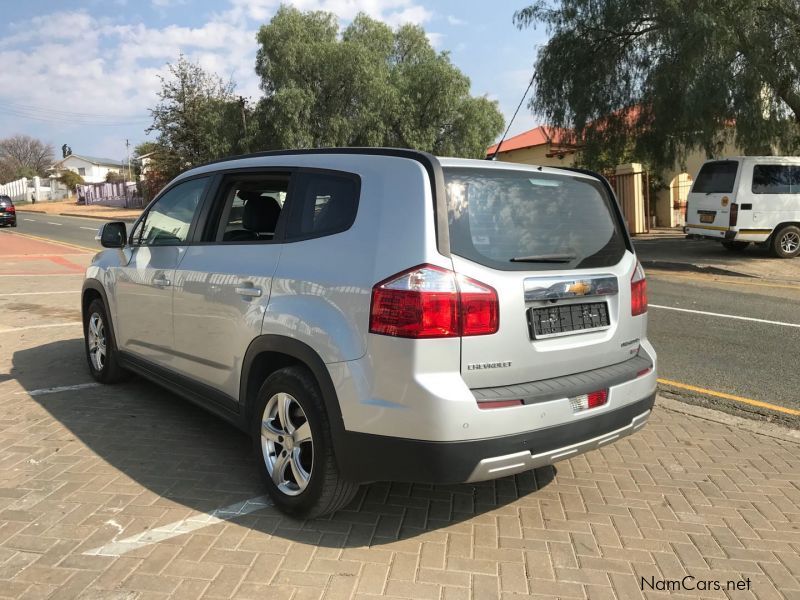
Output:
left=15, top=199, right=141, bottom=221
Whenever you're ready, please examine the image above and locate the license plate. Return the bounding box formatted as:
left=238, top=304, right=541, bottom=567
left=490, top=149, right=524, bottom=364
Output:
left=699, top=213, right=715, bottom=223
left=528, top=302, right=610, bottom=339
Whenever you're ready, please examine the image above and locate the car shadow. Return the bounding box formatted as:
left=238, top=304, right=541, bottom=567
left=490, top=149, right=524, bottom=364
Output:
left=12, top=339, right=555, bottom=549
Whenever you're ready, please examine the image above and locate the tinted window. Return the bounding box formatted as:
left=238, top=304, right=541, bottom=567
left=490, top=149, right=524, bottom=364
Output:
left=752, top=165, right=800, bottom=194
left=132, top=177, right=207, bottom=245
left=215, top=175, right=290, bottom=242
left=445, top=168, right=626, bottom=271
left=692, top=161, right=739, bottom=193
left=286, top=172, right=359, bottom=239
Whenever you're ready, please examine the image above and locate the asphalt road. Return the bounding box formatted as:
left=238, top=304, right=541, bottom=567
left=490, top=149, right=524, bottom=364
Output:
left=11, top=212, right=132, bottom=249
left=647, top=271, right=800, bottom=423
left=5, top=216, right=799, bottom=423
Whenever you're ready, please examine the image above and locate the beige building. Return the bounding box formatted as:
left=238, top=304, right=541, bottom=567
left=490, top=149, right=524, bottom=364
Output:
left=488, top=126, right=741, bottom=228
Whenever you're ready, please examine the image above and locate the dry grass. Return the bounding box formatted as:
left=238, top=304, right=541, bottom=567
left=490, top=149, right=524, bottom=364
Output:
left=16, top=198, right=141, bottom=219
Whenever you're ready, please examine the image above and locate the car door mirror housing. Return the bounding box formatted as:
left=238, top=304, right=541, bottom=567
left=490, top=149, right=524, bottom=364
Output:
left=98, top=222, right=127, bottom=248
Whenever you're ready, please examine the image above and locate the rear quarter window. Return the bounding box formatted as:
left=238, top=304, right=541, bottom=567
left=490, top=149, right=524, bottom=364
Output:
left=692, top=161, right=739, bottom=193
left=445, top=168, right=627, bottom=271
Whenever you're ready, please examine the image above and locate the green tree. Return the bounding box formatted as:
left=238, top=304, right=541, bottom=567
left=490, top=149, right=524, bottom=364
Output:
left=254, top=7, right=504, bottom=157
left=147, top=55, right=253, bottom=179
left=59, top=170, right=84, bottom=191
left=514, top=0, right=800, bottom=170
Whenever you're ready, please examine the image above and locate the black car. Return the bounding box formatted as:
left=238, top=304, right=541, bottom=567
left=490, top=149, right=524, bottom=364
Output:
left=0, top=195, right=17, bottom=227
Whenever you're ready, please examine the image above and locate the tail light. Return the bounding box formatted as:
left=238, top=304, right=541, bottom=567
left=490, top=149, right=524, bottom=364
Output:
left=6, top=205, right=14, bottom=213
left=369, top=264, right=499, bottom=339
left=729, top=203, right=738, bottom=227
left=684, top=201, right=689, bottom=222
left=631, top=261, right=647, bottom=316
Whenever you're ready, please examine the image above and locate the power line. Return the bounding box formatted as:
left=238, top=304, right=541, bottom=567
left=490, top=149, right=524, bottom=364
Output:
left=489, top=73, right=535, bottom=161
left=0, top=103, right=150, bottom=126
left=0, top=100, right=149, bottom=120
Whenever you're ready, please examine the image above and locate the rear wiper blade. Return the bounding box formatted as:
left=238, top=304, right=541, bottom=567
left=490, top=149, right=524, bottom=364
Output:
left=510, top=254, right=576, bottom=263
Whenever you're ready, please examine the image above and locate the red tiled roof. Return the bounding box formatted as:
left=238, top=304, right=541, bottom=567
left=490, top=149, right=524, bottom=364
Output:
left=486, top=126, right=574, bottom=156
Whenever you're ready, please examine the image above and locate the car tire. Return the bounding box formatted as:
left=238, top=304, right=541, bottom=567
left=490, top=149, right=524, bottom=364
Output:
left=721, top=241, right=749, bottom=251
left=771, top=225, right=800, bottom=258
left=252, top=366, right=359, bottom=518
left=84, top=298, right=127, bottom=383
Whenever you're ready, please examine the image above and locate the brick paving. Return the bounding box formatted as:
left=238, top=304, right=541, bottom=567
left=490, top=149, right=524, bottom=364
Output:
left=0, top=238, right=799, bottom=599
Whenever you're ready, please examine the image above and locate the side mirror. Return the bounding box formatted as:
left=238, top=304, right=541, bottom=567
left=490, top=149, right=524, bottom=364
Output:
left=97, top=222, right=127, bottom=248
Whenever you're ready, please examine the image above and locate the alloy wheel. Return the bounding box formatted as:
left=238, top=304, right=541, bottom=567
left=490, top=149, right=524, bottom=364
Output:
left=260, top=392, right=313, bottom=496
left=780, top=231, right=799, bottom=254
left=87, top=312, right=106, bottom=372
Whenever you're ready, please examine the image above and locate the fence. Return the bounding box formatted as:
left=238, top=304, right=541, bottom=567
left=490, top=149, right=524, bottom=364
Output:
left=0, top=176, right=69, bottom=202
left=78, top=181, right=145, bottom=209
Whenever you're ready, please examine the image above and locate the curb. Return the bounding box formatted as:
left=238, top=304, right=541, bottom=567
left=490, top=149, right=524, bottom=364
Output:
left=656, top=395, right=800, bottom=445
left=59, top=212, right=139, bottom=221
left=641, top=259, right=755, bottom=279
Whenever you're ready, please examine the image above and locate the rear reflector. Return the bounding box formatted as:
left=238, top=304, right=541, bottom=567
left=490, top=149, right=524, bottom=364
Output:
left=569, top=389, right=609, bottom=412
left=477, top=399, right=523, bottom=410
left=636, top=367, right=652, bottom=378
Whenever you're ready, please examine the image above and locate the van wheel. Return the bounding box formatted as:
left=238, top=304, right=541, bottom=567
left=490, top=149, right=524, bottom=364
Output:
left=771, top=225, right=800, bottom=258
left=84, top=299, right=127, bottom=383
left=721, top=241, right=749, bottom=251
left=252, top=367, right=359, bottom=518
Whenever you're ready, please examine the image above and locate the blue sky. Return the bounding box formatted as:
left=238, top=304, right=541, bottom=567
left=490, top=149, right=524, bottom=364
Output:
left=0, top=1, right=548, bottom=162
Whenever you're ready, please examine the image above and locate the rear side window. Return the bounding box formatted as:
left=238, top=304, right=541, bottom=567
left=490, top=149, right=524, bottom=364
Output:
left=752, top=165, right=800, bottom=194
left=692, top=161, right=739, bottom=193
left=445, top=168, right=627, bottom=271
left=285, top=172, right=359, bottom=240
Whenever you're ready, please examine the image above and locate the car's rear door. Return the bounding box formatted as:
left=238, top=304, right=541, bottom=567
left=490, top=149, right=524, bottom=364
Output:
left=686, top=160, right=741, bottom=235
left=443, top=166, right=642, bottom=390
left=170, top=170, right=290, bottom=404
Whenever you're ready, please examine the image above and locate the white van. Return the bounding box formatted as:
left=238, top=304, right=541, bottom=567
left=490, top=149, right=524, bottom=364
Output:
left=685, top=156, right=800, bottom=258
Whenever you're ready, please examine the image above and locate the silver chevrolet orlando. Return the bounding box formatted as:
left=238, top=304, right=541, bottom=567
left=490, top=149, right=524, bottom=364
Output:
left=83, top=149, right=657, bottom=517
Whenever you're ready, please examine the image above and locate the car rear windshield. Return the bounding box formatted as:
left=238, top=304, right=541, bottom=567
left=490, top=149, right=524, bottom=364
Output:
left=692, top=160, right=739, bottom=193
left=444, top=168, right=627, bottom=271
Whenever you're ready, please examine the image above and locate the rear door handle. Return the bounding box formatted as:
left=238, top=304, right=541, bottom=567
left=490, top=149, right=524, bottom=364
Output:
left=235, top=284, right=262, bottom=298
left=152, top=275, right=171, bottom=287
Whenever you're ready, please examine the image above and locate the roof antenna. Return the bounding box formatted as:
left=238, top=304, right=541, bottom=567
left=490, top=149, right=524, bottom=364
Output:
left=488, top=73, right=535, bottom=161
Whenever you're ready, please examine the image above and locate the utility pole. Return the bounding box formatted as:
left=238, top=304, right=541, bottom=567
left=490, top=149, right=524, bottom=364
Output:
left=239, top=96, right=248, bottom=151
left=125, top=139, right=131, bottom=182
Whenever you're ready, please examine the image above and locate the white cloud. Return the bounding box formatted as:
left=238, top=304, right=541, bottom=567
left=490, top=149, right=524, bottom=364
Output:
left=0, top=0, right=442, bottom=155
left=446, top=15, right=466, bottom=26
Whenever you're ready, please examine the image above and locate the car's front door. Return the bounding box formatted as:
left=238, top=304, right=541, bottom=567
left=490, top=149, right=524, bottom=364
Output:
left=170, top=172, right=290, bottom=403
left=112, top=177, right=209, bottom=367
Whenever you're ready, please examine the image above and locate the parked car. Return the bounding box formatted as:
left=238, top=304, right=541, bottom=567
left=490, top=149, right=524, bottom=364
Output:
left=685, top=156, right=800, bottom=258
left=0, top=195, right=17, bottom=227
left=82, top=149, right=657, bottom=517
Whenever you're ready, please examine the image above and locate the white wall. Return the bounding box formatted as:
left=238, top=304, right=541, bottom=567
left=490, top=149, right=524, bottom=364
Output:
left=51, top=155, right=125, bottom=184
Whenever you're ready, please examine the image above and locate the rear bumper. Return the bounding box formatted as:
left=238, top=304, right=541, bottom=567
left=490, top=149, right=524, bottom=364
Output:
left=336, top=393, right=655, bottom=484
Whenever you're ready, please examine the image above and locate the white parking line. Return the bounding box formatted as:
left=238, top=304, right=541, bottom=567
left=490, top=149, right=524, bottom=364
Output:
left=46, top=222, right=62, bottom=226
left=16, top=382, right=100, bottom=396
left=650, top=304, right=800, bottom=328
left=0, top=290, right=78, bottom=296
left=0, top=322, right=81, bottom=333
left=84, top=495, right=271, bottom=557
left=23, top=218, right=36, bottom=222
left=80, top=227, right=98, bottom=231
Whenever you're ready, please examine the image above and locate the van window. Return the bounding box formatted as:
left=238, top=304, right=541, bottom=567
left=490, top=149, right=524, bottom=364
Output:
left=692, top=161, right=739, bottom=194
left=752, top=165, right=800, bottom=194
left=445, top=168, right=626, bottom=271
